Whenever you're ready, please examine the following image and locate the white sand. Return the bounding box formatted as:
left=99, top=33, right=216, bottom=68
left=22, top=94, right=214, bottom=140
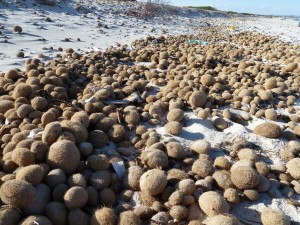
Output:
left=1, top=1, right=299, bottom=72
left=153, top=108, right=300, bottom=223
left=0, top=0, right=214, bottom=72
left=233, top=16, right=300, bottom=43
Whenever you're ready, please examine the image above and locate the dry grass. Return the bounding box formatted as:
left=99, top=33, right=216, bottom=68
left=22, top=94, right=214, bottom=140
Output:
left=36, top=0, right=58, bottom=6
left=126, top=0, right=179, bottom=19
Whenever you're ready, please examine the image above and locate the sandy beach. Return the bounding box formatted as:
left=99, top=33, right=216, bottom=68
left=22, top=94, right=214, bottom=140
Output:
left=0, top=0, right=300, bottom=224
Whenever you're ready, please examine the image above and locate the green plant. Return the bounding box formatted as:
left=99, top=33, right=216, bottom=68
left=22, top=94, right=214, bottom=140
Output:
left=185, top=6, right=217, bottom=11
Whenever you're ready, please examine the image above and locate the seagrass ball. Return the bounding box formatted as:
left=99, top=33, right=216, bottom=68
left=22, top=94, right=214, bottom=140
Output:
left=0, top=179, right=36, bottom=208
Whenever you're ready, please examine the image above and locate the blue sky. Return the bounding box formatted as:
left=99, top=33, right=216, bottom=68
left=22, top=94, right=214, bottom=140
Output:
left=170, top=0, right=300, bottom=16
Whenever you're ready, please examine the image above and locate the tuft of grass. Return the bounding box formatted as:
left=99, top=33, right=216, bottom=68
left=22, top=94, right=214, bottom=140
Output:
left=185, top=6, right=217, bottom=11
left=226, top=11, right=255, bottom=16
left=125, top=0, right=179, bottom=19
left=184, top=6, right=256, bottom=16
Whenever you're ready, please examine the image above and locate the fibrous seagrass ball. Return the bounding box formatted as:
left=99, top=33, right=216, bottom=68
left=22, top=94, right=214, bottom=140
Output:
left=261, top=208, right=290, bottom=225
left=90, top=170, right=111, bottom=190
left=46, top=140, right=80, bottom=174
left=190, top=140, right=211, bottom=154
left=140, top=169, right=167, bottom=196
left=45, top=168, right=66, bottom=188
left=61, top=120, right=88, bottom=144
left=231, top=166, right=260, bottom=189
left=12, top=84, right=32, bottom=99
left=87, top=154, right=109, bottom=171
left=167, top=168, right=189, bottom=184
left=124, top=110, right=140, bottom=126
left=141, top=149, right=168, bottom=169
left=255, top=161, right=270, bottom=176
left=123, top=166, right=143, bottom=190
left=189, top=91, right=207, bottom=108
left=0, top=180, right=36, bottom=208
left=265, top=109, right=278, bottom=121
left=16, top=164, right=44, bottom=185
left=45, top=201, right=68, bottom=225
left=68, top=209, right=90, bottom=225
left=166, top=142, right=186, bottom=160
left=264, top=77, right=277, bottom=89
left=31, top=96, right=48, bottom=111
left=91, top=207, right=115, bottom=225
left=136, top=125, right=148, bottom=136
left=0, top=100, right=14, bottom=114
left=30, top=141, right=49, bottom=163
left=78, top=142, right=93, bottom=157
left=99, top=188, right=116, bottom=207
left=253, top=123, right=282, bottom=138
left=188, top=221, right=203, bottom=225
left=134, top=205, right=154, bottom=219
left=201, top=74, right=215, bottom=87
left=64, top=186, right=88, bottom=209
left=198, top=109, right=210, bottom=119
left=231, top=159, right=253, bottom=170
left=71, top=111, right=90, bottom=128
left=177, top=179, right=196, bottom=195
left=214, top=156, right=231, bottom=170
left=287, top=140, right=300, bottom=152
left=279, top=148, right=292, bottom=162
left=213, top=117, right=228, bottom=130
left=56, top=67, right=69, bottom=76
left=286, top=158, right=300, bottom=180
left=86, top=186, right=99, bottom=206
left=68, top=173, right=86, bottom=187
left=168, top=190, right=184, bottom=206
left=206, top=214, right=239, bottom=225
left=52, top=184, right=68, bottom=202
left=285, top=62, right=298, bottom=72
left=11, top=147, right=35, bottom=166
left=212, top=170, right=234, bottom=189
left=169, top=205, right=188, bottom=221
left=224, top=188, right=240, bottom=204
left=294, top=126, right=300, bottom=138
left=192, top=159, right=214, bottom=178
left=165, top=121, right=183, bottom=135
left=13, top=25, right=22, bottom=33
left=243, top=189, right=259, bottom=201
left=0, top=206, right=21, bottom=225
left=88, top=130, right=109, bottom=148
left=23, top=183, right=51, bottom=215
left=17, top=104, right=34, bottom=119
left=19, top=216, right=52, bottom=225
left=42, top=121, right=62, bottom=145
left=108, top=124, right=126, bottom=142
left=198, top=191, right=229, bottom=216
left=167, top=108, right=184, bottom=122
left=223, top=108, right=232, bottom=120
left=256, top=175, right=270, bottom=193
left=119, top=210, right=141, bottom=225
left=237, top=148, right=258, bottom=162
left=41, top=111, right=56, bottom=125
